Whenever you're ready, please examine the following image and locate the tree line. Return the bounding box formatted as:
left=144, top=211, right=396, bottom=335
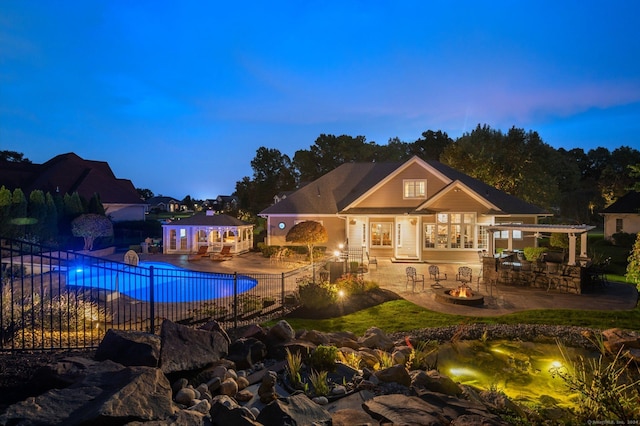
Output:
left=234, top=124, right=640, bottom=225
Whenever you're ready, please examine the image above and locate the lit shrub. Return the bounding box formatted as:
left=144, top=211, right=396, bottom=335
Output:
left=334, top=274, right=378, bottom=295
left=297, top=280, right=337, bottom=309
left=310, top=344, right=338, bottom=372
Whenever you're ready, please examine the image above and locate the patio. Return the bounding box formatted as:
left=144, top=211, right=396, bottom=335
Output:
left=127, top=251, right=638, bottom=317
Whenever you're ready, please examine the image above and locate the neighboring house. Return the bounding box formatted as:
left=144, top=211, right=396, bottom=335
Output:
left=204, top=195, right=239, bottom=213
left=0, top=152, right=146, bottom=222
left=601, top=191, right=640, bottom=240
left=259, top=156, right=548, bottom=263
left=147, top=196, right=182, bottom=213
left=162, top=210, right=254, bottom=255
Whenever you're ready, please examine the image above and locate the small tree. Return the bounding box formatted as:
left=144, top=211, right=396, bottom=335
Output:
left=626, top=233, right=640, bottom=289
left=286, top=221, right=328, bottom=280
left=71, top=214, right=113, bottom=251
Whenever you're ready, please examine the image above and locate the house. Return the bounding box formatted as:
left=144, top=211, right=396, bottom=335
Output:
left=147, top=196, right=182, bottom=213
left=0, top=152, right=146, bottom=222
left=162, top=210, right=254, bottom=255
left=204, top=195, right=239, bottom=213
left=259, top=156, right=548, bottom=263
left=601, top=190, right=640, bottom=240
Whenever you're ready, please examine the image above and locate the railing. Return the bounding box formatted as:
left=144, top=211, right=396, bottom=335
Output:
left=0, top=239, right=303, bottom=351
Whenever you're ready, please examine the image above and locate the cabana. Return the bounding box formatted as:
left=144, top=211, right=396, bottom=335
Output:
left=162, top=211, right=254, bottom=255
left=488, top=224, right=595, bottom=265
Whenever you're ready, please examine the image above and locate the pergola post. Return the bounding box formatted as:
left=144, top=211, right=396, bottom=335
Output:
left=580, top=233, right=588, bottom=257
left=568, top=234, right=577, bottom=265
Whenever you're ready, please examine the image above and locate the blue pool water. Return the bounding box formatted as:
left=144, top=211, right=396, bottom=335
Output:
left=65, top=261, right=258, bottom=303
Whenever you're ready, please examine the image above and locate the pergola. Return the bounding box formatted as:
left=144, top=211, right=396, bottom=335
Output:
left=487, top=224, right=596, bottom=266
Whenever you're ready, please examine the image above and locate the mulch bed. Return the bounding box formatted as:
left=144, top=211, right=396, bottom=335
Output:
left=284, top=287, right=402, bottom=319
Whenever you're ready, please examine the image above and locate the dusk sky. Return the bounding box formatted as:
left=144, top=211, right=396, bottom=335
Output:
left=2, top=1, right=639, bottom=200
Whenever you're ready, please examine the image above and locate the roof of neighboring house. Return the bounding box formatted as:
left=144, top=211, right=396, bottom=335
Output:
left=166, top=213, right=251, bottom=227
left=0, top=152, right=145, bottom=204
left=147, top=196, right=181, bottom=205
left=260, top=157, right=546, bottom=216
left=601, top=191, right=640, bottom=214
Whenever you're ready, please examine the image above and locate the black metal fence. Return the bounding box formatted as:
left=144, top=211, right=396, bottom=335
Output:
left=0, top=239, right=304, bottom=351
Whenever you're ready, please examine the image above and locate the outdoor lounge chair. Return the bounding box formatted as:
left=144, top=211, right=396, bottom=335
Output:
left=211, top=245, right=233, bottom=261
left=188, top=245, right=209, bottom=261
left=428, top=265, right=446, bottom=288
left=366, top=251, right=378, bottom=270
left=456, top=266, right=473, bottom=286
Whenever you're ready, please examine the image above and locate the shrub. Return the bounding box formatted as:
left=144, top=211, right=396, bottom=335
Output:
left=298, top=280, right=337, bottom=309
left=308, top=369, right=329, bottom=397
left=612, top=232, right=636, bottom=248
left=334, top=274, right=378, bottom=296
left=310, top=344, right=338, bottom=372
left=523, top=247, right=546, bottom=261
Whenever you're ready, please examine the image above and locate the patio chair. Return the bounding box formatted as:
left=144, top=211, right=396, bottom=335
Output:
left=428, top=265, right=447, bottom=289
left=366, top=251, right=378, bottom=270
left=188, top=245, right=209, bottom=261
left=211, top=245, right=233, bottom=261
left=406, top=266, right=425, bottom=292
left=456, top=266, right=473, bottom=286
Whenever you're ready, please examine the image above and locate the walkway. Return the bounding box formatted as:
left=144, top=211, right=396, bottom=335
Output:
left=111, top=251, right=639, bottom=317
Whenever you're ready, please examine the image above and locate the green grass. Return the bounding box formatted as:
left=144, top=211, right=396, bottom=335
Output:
left=271, top=299, right=640, bottom=335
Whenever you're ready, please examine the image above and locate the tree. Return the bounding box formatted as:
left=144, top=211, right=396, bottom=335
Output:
left=87, top=193, right=105, bottom=215
left=409, top=130, right=453, bottom=161
left=28, top=190, right=47, bottom=242
left=0, top=186, right=11, bottom=236
left=0, top=150, right=31, bottom=163
left=71, top=214, right=114, bottom=251
left=285, top=221, right=328, bottom=280
left=136, top=188, right=154, bottom=201
left=626, top=233, right=640, bottom=290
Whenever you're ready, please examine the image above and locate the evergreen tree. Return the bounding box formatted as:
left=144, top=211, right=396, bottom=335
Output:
left=10, top=188, right=28, bottom=239
left=87, top=192, right=106, bottom=215
left=44, top=192, right=59, bottom=243
left=28, top=190, right=47, bottom=242
left=0, top=186, right=11, bottom=236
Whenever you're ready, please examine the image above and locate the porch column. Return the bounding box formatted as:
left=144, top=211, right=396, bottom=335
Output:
left=507, top=231, right=514, bottom=251
left=568, top=233, right=577, bottom=265
left=580, top=233, right=588, bottom=258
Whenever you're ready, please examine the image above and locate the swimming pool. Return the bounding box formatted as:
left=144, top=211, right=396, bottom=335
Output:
left=65, top=261, right=258, bottom=303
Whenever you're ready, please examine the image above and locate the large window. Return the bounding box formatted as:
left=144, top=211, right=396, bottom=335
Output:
left=403, top=179, right=426, bottom=199
left=616, top=218, right=623, bottom=233
left=495, top=223, right=523, bottom=240
left=425, top=213, right=480, bottom=249
left=371, top=222, right=392, bottom=247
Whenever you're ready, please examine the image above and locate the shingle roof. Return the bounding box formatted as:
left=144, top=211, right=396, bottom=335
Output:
left=0, top=152, right=145, bottom=204
left=601, top=191, right=640, bottom=214
left=260, top=158, right=546, bottom=216
left=168, top=213, right=250, bottom=227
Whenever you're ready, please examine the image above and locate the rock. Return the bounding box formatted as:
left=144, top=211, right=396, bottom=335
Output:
left=27, top=356, right=121, bottom=393
left=411, top=370, right=462, bottom=396
left=188, top=399, right=211, bottom=415
left=300, top=329, right=331, bottom=345
left=479, top=389, right=527, bottom=418
left=95, top=329, right=161, bottom=367
left=199, top=320, right=231, bottom=345
left=175, top=387, right=197, bottom=406
left=268, top=339, right=316, bottom=361
left=257, top=370, right=279, bottom=404
left=364, top=394, right=443, bottom=425
left=359, top=327, right=394, bottom=351
left=602, top=328, right=640, bottom=353
left=268, top=320, right=295, bottom=341
left=374, top=364, right=411, bottom=387
left=227, top=337, right=267, bottom=369
left=206, top=376, right=222, bottom=393
left=225, top=368, right=238, bottom=380
left=236, top=376, right=250, bottom=390
left=240, top=323, right=267, bottom=339
left=235, top=389, right=254, bottom=402
left=256, top=393, right=332, bottom=426
left=210, top=395, right=262, bottom=426
left=172, top=377, right=189, bottom=394
left=331, top=384, right=347, bottom=396
left=312, top=396, right=329, bottom=405
left=160, top=319, right=229, bottom=374
left=219, top=378, right=238, bottom=396
left=332, top=408, right=378, bottom=426
left=0, top=364, right=175, bottom=425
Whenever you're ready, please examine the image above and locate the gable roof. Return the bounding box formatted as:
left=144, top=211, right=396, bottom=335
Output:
left=601, top=191, right=640, bottom=214
left=260, top=157, right=546, bottom=216
left=167, top=213, right=251, bottom=227
left=147, top=196, right=181, bottom=205
left=0, top=152, right=145, bottom=205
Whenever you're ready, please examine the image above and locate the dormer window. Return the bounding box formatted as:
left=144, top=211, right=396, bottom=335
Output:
left=403, top=179, right=426, bottom=199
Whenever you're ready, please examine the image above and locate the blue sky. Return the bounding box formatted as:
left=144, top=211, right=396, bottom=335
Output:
left=2, top=1, right=639, bottom=200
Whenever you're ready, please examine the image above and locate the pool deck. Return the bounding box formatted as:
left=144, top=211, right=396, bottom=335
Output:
left=106, top=251, right=639, bottom=317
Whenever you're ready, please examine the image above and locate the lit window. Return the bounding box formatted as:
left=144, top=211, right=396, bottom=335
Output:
left=403, top=179, right=426, bottom=199
left=371, top=222, right=392, bottom=247
left=616, top=218, right=623, bottom=233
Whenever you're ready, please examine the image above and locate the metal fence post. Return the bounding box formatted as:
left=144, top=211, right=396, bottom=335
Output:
left=149, top=266, right=155, bottom=333
left=281, top=272, right=285, bottom=316
left=233, top=272, right=238, bottom=330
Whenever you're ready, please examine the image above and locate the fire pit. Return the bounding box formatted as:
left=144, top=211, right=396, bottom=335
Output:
left=434, top=285, right=484, bottom=306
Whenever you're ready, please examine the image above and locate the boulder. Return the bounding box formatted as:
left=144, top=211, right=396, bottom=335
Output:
left=210, top=395, right=262, bottom=426
left=199, top=320, right=231, bottom=345
left=602, top=328, right=640, bottom=353
left=160, top=319, right=229, bottom=374
left=268, top=320, right=295, bottom=342
left=411, top=370, right=462, bottom=396
left=256, top=393, right=332, bottom=426
left=227, top=337, right=267, bottom=369
left=95, top=329, right=161, bottom=367
left=363, top=394, right=443, bottom=425
left=374, top=364, right=411, bottom=387
left=0, top=364, right=175, bottom=425
left=359, top=327, right=394, bottom=351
